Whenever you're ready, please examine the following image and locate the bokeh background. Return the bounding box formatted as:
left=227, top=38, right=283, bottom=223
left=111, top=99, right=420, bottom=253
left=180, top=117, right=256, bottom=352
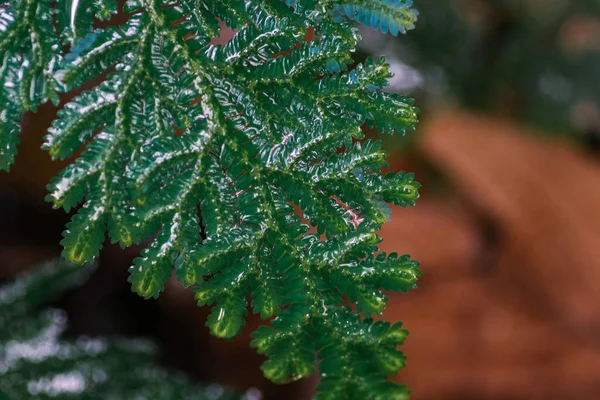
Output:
left=2, top=0, right=600, bottom=399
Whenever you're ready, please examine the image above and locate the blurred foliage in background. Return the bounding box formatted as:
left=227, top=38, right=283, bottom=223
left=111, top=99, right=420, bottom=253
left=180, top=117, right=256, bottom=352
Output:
left=358, top=0, right=600, bottom=140
left=0, top=260, right=255, bottom=400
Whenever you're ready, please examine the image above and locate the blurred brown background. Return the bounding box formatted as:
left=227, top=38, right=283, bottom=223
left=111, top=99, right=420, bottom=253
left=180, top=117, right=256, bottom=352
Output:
left=381, top=111, right=600, bottom=400
left=2, top=0, right=600, bottom=399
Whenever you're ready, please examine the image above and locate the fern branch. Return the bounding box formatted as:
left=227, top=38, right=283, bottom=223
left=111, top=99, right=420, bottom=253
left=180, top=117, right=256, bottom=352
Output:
left=1, top=0, right=424, bottom=397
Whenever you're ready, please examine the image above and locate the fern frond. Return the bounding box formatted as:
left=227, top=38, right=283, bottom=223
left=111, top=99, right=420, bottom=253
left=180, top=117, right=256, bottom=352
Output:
left=55, top=0, right=118, bottom=44
left=0, top=0, right=63, bottom=170
left=3, top=0, right=424, bottom=397
left=0, top=54, right=22, bottom=170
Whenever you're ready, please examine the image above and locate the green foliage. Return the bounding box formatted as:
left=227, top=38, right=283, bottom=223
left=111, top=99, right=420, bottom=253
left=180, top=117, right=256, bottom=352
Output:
left=0, top=0, right=63, bottom=170
left=371, top=0, right=600, bottom=134
left=331, top=0, right=418, bottom=36
left=0, top=0, right=422, bottom=398
left=0, top=260, right=251, bottom=399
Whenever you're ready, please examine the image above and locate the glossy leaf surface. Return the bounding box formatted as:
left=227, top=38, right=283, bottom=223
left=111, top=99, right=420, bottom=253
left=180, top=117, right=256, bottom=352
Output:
left=0, top=0, right=422, bottom=397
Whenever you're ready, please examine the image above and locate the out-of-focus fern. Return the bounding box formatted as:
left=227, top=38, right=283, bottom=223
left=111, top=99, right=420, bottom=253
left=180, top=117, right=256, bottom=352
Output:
left=331, top=0, right=418, bottom=36
left=0, top=260, right=253, bottom=400
left=0, top=0, right=422, bottom=398
left=362, top=0, right=600, bottom=135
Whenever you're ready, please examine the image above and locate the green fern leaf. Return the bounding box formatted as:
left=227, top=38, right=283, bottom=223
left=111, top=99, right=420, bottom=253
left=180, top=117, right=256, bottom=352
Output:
left=0, top=54, right=22, bottom=171
left=0, top=0, right=63, bottom=170
left=55, top=0, right=118, bottom=44
left=3, top=0, right=424, bottom=397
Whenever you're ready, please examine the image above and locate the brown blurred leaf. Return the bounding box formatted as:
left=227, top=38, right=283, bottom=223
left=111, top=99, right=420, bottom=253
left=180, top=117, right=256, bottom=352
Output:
left=421, top=110, right=600, bottom=339
left=378, top=199, right=482, bottom=283
left=378, top=110, right=600, bottom=399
